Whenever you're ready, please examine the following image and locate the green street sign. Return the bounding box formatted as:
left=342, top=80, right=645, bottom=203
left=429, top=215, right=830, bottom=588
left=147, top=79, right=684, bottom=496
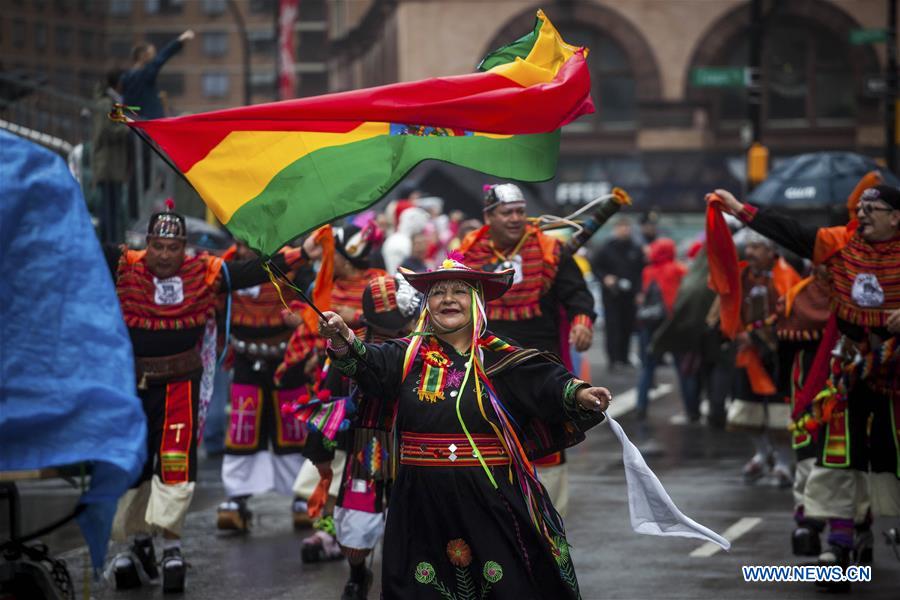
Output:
left=849, top=28, right=887, bottom=45
left=690, top=67, right=748, bottom=88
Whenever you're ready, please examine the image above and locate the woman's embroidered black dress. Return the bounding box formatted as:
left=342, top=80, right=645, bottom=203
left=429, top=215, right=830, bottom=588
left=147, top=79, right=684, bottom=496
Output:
left=332, top=333, right=603, bottom=599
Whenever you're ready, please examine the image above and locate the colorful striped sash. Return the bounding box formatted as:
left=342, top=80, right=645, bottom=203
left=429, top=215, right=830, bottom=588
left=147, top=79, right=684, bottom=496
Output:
left=400, top=432, right=509, bottom=467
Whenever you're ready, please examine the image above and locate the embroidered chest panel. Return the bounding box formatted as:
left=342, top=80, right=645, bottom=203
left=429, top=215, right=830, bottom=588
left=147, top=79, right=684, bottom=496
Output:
left=831, top=235, right=900, bottom=327
left=231, top=280, right=298, bottom=328
left=411, top=336, right=514, bottom=404
left=462, top=235, right=559, bottom=320
left=117, top=255, right=216, bottom=330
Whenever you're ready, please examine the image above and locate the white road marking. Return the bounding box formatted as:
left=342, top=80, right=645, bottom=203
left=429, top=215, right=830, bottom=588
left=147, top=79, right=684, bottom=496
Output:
left=607, top=383, right=673, bottom=419
left=690, top=517, right=761, bottom=557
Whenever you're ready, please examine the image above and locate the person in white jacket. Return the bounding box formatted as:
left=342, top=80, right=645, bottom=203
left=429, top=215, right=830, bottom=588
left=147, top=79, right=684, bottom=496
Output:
left=381, top=206, right=430, bottom=274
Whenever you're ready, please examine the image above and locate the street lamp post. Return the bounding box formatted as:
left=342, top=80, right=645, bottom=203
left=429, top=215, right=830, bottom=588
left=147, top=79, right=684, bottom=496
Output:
left=886, top=0, right=897, bottom=173
left=749, top=0, right=763, bottom=145
left=746, top=0, right=768, bottom=191
left=227, top=0, right=252, bottom=106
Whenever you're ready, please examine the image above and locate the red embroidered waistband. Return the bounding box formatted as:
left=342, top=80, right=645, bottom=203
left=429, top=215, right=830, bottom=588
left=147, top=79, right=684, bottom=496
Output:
left=399, top=432, right=509, bottom=467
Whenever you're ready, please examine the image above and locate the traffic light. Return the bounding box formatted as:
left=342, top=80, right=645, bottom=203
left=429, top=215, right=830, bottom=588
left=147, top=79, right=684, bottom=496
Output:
left=747, top=142, right=769, bottom=185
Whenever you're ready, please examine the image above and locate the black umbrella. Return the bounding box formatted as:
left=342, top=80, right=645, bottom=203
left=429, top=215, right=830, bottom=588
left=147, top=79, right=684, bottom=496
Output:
left=748, top=151, right=899, bottom=209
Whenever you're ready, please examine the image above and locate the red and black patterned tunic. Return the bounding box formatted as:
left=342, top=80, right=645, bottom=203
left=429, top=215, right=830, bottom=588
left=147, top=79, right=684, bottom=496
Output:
left=459, top=225, right=595, bottom=356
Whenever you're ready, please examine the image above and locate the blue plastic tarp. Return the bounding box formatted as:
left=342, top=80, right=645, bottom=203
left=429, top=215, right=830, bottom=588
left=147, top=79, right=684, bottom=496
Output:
left=0, top=130, right=147, bottom=569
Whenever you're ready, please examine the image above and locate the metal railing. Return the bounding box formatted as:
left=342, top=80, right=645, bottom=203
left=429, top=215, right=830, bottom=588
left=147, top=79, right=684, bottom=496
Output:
left=0, top=73, right=183, bottom=243
left=0, top=72, right=93, bottom=149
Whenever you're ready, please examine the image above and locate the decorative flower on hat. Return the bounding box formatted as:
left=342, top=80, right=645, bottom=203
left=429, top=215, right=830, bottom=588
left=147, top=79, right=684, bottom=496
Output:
left=400, top=251, right=514, bottom=302
left=441, top=254, right=468, bottom=270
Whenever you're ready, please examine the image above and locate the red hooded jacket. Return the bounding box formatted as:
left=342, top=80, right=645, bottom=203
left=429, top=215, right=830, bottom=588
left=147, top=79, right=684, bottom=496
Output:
left=642, top=238, right=686, bottom=314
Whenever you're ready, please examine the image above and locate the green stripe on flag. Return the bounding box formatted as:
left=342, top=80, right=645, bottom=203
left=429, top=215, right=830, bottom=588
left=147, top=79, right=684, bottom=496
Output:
left=229, top=131, right=560, bottom=255
left=477, top=17, right=542, bottom=71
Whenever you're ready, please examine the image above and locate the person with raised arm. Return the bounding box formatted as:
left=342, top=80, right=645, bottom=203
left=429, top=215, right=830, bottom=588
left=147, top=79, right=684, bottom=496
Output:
left=316, top=255, right=611, bottom=599
left=708, top=185, right=900, bottom=586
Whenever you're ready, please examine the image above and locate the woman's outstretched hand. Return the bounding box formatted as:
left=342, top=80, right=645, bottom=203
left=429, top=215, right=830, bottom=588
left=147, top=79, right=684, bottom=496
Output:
left=318, top=310, right=351, bottom=343
left=576, top=386, right=613, bottom=412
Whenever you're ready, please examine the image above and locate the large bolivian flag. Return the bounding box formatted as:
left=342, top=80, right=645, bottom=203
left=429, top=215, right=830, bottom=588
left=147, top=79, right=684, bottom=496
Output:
left=129, top=10, right=593, bottom=255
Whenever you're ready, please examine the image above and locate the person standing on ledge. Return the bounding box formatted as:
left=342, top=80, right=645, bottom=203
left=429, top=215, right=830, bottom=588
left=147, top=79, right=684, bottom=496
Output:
left=121, top=29, right=194, bottom=120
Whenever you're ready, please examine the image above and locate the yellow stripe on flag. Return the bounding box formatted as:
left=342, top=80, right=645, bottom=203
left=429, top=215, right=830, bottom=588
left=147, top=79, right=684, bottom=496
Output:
left=488, top=9, right=581, bottom=87
left=186, top=122, right=390, bottom=224
left=475, top=132, right=514, bottom=140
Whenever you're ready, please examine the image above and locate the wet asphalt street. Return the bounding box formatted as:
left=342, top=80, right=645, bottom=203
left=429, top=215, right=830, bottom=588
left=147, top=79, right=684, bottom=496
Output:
left=9, top=345, right=900, bottom=599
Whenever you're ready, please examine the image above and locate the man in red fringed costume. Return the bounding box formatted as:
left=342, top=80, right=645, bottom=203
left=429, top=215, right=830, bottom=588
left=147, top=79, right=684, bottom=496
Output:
left=107, top=201, right=305, bottom=593
left=709, top=184, right=900, bottom=590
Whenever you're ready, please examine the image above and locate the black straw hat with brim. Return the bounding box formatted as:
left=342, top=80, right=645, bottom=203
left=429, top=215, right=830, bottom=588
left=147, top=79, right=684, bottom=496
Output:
left=399, top=256, right=514, bottom=302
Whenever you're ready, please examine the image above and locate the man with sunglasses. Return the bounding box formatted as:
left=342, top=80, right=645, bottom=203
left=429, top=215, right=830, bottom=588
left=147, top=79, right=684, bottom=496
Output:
left=711, top=184, right=900, bottom=586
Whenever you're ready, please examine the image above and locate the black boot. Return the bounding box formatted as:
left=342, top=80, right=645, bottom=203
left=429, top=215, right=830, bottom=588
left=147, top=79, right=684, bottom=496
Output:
left=112, top=554, right=142, bottom=590
left=853, top=525, right=874, bottom=565
left=112, top=535, right=159, bottom=589
left=791, top=524, right=822, bottom=557
left=133, top=535, right=160, bottom=580
left=161, top=547, right=186, bottom=594
left=341, top=567, right=373, bottom=600
left=815, top=545, right=851, bottom=593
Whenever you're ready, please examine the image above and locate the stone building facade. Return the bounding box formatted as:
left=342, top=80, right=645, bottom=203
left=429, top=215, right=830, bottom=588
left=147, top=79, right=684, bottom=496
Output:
left=0, top=0, right=327, bottom=138
left=1, top=0, right=892, bottom=218
left=328, top=0, right=891, bottom=216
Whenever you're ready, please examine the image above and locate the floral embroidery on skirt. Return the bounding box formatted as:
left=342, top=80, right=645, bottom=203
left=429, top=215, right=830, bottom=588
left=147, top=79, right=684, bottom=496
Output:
left=414, top=538, right=505, bottom=599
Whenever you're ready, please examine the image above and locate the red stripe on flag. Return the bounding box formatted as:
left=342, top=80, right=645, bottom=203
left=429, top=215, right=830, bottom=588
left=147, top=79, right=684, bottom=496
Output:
left=131, top=53, right=593, bottom=172
left=135, top=119, right=364, bottom=173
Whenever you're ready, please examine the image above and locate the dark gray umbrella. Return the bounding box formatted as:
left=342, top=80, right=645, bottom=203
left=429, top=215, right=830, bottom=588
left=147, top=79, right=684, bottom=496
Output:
left=748, top=152, right=899, bottom=209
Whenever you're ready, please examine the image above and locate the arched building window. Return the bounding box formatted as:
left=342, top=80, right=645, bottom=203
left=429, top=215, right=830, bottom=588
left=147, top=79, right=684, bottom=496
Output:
left=563, top=28, right=636, bottom=131
left=714, top=20, right=856, bottom=127
left=689, top=0, right=879, bottom=132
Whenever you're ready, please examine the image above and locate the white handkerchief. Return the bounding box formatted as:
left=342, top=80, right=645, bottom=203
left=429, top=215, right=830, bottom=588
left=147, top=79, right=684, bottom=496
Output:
left=605, top=413, right=731, bottom=551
